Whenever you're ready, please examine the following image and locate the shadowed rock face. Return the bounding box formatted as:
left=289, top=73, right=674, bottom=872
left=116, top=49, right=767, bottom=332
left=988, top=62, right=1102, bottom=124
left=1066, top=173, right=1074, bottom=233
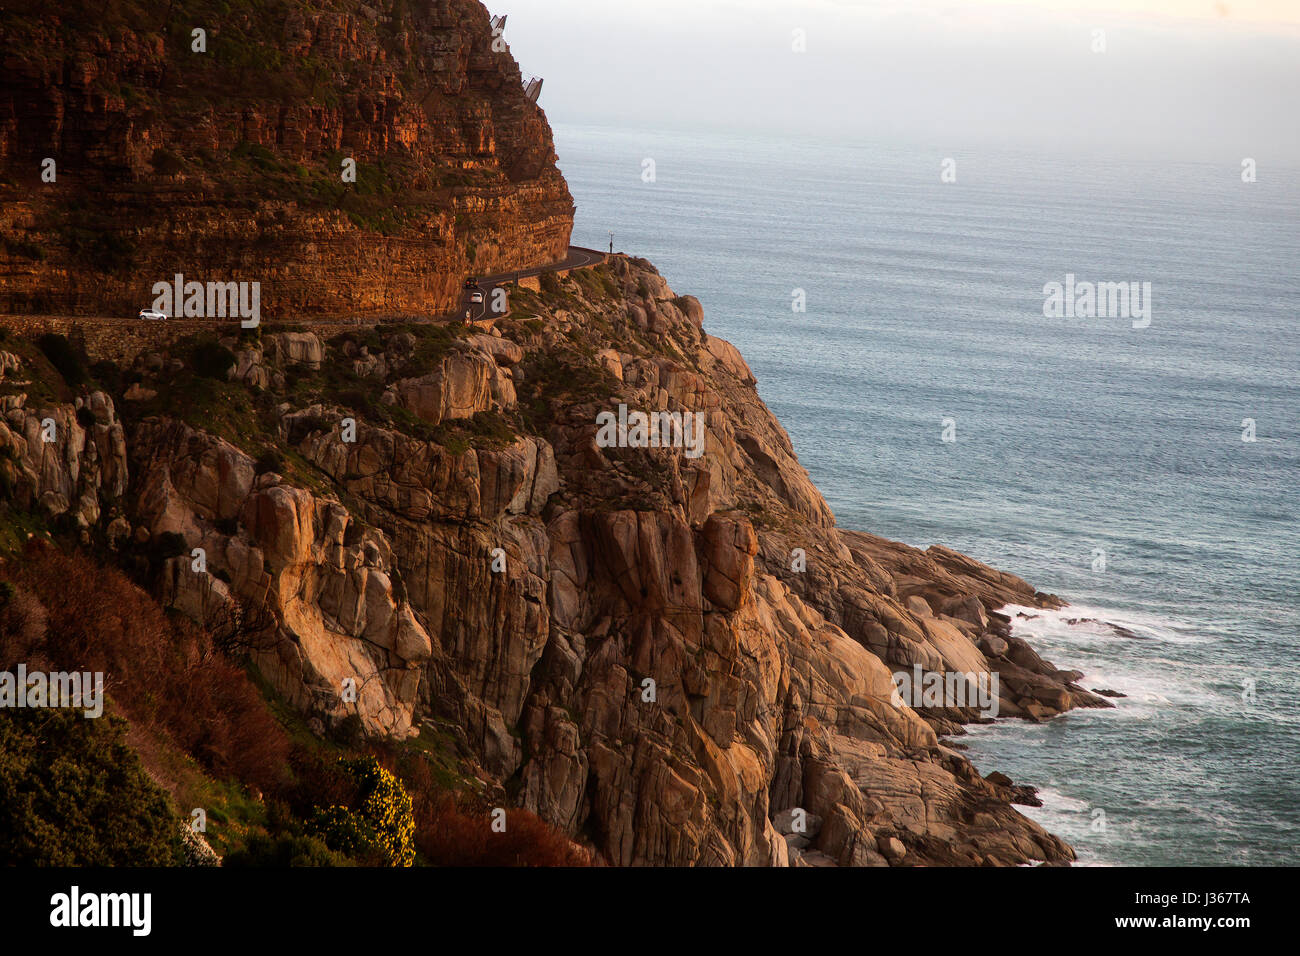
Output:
left=2, top=255, right=1107, bottom=867
left=0, top=0, right=574, bottom=317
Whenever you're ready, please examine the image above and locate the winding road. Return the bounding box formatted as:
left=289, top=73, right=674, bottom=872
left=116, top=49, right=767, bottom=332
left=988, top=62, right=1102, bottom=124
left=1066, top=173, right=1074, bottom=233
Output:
left=1, top=246, right=608, bottom=330
left=459, top=245, right=607, bottom=322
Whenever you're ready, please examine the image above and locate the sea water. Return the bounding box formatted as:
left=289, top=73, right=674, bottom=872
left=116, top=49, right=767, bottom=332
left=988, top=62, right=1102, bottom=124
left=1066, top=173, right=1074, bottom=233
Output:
left=555, top=123, right=1300, bottom=865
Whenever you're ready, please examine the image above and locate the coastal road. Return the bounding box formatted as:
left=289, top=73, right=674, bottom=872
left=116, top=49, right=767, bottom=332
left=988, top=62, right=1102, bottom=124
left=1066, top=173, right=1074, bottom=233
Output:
left=1, top=246, right=608, bottom=330
left=460, top=245, right=607, bottom=322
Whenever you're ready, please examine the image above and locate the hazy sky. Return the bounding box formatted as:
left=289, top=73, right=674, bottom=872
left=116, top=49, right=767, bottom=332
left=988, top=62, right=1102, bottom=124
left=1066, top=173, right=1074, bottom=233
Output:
left=491, top=0, right=1300, bottom=163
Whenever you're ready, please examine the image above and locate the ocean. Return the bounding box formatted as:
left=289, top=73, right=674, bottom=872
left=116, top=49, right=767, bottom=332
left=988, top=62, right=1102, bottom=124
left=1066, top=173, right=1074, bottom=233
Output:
left=554, top=123, right=1300, bottom=866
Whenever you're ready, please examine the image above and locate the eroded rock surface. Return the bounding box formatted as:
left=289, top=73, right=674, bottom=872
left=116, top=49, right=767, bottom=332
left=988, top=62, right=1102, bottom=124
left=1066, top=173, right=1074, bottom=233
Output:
left=1, top=258, right=1106, bottom=866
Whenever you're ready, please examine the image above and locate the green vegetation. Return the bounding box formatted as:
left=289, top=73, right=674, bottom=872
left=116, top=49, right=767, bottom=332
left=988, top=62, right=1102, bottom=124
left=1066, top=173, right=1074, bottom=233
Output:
left=0, top=709, right=185, bottom=866
left=133, top=367, right=259, bottom=444
left=0, top=506, right=46, bottom=554
left=224, top=831, right=349, bottom=867
left=255, top=449, right=284, bottom=476
left=572, top=264, right=621, bottom=300
left=518, top=348, right=619, bottom=436
left=429, top=410, right=519, bottom=456
left=2, top=236, right=45, bottom=261
left=0, top=333, right=100, bottom=406
left=150, top=147, right=184, bottom=176
left=308, top=757, right=416, bottom=867
left=55, top=218, right=136, bottom=273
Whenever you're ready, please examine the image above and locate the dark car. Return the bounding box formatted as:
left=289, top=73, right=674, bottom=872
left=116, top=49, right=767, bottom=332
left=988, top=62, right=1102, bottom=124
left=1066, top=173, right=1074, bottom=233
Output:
left=464, top=277, right=479, bottom=289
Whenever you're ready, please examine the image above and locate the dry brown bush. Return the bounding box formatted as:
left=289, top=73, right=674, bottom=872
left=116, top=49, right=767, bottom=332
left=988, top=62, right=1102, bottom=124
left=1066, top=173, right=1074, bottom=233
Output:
left=388, top=751, right=594, bottom=867
left=0, top=541, right=290, bottom=793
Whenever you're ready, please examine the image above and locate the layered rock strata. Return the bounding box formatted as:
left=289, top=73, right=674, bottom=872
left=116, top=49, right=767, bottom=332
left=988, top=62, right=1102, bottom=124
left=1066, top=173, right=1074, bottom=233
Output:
left=0, top=0, right=573, bottom=317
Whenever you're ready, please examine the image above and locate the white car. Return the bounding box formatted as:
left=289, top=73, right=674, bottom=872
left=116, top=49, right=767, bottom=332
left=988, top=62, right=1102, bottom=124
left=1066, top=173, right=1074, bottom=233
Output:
left=469, top=291, right=484, bottom=305
left=138, top=308, right=167, bottom=321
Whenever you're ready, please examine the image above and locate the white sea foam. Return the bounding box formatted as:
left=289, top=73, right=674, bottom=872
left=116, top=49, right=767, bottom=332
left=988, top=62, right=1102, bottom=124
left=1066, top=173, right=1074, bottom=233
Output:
left=1000, top=790, right=1113, bottom=867
left=986, top=602, right=1214, bottom=710
left=999, top=602, right=1203, bottom=646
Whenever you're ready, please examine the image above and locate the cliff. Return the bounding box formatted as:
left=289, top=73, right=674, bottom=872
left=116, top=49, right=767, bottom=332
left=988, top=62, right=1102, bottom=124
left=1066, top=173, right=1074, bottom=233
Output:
left=0, top=0, right=573, bottom=317
left=0, top=0, right=1109, bottom=868
left=0, top=257, right=1110, bottom=866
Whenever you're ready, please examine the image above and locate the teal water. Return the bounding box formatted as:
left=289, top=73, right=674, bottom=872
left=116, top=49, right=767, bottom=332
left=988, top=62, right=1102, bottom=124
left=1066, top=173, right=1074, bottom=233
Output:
left=554, top=123, right=1300, bottom=866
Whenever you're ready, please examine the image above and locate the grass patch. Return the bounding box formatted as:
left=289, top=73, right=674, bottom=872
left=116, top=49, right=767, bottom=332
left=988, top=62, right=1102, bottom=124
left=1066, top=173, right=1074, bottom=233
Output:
left=0, top=506, right=47, bottom=555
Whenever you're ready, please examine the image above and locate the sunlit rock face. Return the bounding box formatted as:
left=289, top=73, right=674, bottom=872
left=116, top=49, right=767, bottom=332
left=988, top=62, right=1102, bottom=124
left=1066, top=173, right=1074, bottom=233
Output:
left=0, top=0, right=574, bottom=318
left=0, top=255, right=1094, bottom=866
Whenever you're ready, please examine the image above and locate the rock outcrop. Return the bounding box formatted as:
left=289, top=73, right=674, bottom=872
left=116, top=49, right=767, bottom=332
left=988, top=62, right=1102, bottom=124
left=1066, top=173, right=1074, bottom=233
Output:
left=0, top=379, right=128, bottom=529
left=131, top=418, right=434, bottom=738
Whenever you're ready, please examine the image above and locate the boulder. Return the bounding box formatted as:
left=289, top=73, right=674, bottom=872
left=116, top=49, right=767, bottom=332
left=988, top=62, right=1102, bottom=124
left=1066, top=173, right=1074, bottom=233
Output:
left=270, top=332, right=325, bottom=370
left=878, top=835, right=907, bottom=862
left=395, top=351, right=514, bottom=425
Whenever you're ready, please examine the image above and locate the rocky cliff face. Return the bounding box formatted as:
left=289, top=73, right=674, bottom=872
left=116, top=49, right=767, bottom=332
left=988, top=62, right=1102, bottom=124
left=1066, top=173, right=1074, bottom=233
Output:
left=0, top=0, right=573, bottom=317
left=0, top=0, right=1107, bottom=868
left=0, top=256, right=1109, bottom=867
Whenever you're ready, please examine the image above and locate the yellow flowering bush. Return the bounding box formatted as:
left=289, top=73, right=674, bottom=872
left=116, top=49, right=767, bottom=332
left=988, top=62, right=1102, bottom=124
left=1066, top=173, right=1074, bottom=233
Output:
left=309, top=757, right=415, bottom=867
